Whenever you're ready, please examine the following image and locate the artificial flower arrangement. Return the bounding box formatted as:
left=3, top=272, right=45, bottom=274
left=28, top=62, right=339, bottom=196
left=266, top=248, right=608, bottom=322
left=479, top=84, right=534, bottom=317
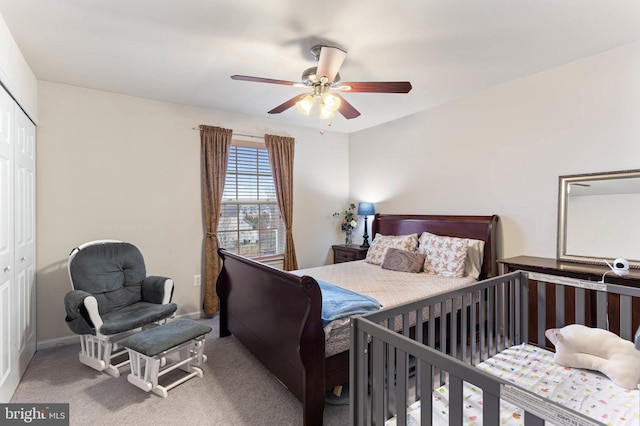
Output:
left=333, top=203, right=358, bottom=244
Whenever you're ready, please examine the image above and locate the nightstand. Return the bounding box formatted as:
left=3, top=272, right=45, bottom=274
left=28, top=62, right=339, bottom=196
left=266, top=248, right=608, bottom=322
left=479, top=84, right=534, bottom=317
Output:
left=332, top=244, right=369, bottom=264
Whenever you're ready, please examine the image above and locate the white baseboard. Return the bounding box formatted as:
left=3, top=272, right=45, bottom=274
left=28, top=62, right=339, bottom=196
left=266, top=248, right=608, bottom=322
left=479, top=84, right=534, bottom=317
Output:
left=37, top=311, right=206, bottom=351
left=37, top=335, right=81, bottom=350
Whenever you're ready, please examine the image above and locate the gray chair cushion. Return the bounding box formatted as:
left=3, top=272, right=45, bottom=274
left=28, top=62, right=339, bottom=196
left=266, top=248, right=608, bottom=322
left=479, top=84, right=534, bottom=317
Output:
left=141, top=276, right=173, bottom=304
left=100, top=301, right=177, bottom=335
left=69, top=242, right=146, bottom=314
left=64, top=290, right=96, bottom=335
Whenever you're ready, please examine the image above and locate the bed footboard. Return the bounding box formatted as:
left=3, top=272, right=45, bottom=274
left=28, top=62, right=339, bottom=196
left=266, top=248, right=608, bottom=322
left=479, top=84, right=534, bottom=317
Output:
left=216, top=249, right=326, bottom=426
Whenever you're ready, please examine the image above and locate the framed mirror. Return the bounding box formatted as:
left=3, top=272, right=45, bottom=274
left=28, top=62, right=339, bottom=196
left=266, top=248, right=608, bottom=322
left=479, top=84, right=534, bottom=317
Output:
left=558, top=169, right=640, bottom=268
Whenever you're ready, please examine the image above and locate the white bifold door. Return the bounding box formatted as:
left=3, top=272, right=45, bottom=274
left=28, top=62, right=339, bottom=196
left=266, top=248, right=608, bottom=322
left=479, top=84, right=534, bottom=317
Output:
left=0, top=84, right=36, bottom=402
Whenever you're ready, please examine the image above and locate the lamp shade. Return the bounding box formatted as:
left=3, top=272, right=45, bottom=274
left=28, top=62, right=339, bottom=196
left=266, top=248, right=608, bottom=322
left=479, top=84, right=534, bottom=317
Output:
left=357, top=202, right=375, bottom=216
left=321, top=93, right=341, bottom=112
left=319, top=107, right=336, bottom=120
left=296, top=94, right=315, bottom=116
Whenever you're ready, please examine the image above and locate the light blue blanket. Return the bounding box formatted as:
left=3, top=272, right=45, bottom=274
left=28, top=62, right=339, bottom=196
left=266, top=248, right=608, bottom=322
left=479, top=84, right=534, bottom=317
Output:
left=318, top=280, right=381, bottom=327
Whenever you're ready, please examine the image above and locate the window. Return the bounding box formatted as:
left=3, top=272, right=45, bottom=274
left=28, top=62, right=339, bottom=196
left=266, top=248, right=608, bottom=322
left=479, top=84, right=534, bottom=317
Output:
left=218, top=142, right=285, bottom=260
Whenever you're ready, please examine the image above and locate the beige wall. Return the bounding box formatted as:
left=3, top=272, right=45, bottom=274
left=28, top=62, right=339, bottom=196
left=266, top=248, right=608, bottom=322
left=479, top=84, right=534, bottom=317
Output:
left=36, top=82, right=349, bottom=346
left=348, top=40, right=640, bottom=262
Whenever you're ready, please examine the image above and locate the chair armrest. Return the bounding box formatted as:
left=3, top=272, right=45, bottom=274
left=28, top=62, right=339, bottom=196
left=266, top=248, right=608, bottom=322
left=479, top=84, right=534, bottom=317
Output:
left=141, top=276, right=174, bottom=304
left=64, top=290, right=102, bottom=335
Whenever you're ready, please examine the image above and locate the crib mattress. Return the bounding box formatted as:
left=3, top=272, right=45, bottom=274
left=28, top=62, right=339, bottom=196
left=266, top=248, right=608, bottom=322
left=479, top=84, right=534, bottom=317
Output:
left=387, top=343, right=640, bottom=426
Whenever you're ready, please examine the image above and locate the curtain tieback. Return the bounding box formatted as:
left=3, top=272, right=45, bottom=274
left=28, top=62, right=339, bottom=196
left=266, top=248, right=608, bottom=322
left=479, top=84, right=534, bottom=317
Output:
left=206, top=232, right=217, bottom=238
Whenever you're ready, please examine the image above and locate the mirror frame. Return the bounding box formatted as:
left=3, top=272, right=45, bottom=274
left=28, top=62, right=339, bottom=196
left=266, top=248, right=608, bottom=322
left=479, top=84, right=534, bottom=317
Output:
left=557, top=168, right=640, bottom=268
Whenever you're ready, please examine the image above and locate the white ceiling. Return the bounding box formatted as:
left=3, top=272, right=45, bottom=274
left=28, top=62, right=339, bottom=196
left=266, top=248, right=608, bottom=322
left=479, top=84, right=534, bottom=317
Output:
left=1, top=1, right=639, bottom=133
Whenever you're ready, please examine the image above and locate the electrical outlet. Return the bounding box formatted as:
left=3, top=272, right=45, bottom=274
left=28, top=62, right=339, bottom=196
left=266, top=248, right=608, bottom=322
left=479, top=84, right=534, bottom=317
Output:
left=194, top=274, right=201, bottom=286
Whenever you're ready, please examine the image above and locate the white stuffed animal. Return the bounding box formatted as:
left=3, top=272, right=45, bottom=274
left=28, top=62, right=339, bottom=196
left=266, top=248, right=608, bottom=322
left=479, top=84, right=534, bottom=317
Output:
left=545, top=324, right=640, bottom=390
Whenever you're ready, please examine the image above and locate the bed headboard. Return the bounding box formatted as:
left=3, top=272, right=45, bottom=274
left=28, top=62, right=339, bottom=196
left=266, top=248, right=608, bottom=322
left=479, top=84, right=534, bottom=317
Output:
left=371, top=214, right=499, bottom=279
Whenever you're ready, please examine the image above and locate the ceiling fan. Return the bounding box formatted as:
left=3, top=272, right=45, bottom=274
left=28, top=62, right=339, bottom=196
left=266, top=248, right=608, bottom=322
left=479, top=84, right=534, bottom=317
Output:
left=231, top=45, right=412, bottom=120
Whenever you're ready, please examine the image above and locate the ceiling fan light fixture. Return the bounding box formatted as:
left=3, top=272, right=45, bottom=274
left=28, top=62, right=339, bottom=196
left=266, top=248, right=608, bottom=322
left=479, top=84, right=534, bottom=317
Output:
left=321, top=93, right=341, bottom=113
left=319, top=107, right=336, bottom=120
left=318, top=92, right=341, bottom=120
left=296, top=94, right=315, bottom=116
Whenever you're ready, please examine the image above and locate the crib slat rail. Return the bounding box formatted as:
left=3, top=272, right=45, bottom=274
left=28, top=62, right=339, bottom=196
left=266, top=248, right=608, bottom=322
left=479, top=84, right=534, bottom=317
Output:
left=526, top=271, right=640, bottom=345
left=349, top=270, right=636, bottom=426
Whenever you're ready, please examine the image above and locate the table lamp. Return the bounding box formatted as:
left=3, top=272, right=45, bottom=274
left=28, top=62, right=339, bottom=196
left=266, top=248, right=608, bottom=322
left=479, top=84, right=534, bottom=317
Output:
left=357, top=202, right=375, bottom=248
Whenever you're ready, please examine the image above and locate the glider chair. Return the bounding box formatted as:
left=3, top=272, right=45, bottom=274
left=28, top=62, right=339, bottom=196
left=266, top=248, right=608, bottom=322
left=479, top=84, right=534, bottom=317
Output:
left=64, top=240, right=178, bottom=377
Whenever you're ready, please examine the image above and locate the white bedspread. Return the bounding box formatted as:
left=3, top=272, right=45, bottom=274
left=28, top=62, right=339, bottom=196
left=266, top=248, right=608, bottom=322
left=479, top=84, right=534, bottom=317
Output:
left=292, top=260, right=476, bottom=357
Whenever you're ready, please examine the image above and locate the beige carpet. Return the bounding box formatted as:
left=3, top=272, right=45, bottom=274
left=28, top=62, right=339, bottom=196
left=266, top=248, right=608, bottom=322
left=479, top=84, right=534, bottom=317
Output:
left=11, top=316, right=349, bottom=425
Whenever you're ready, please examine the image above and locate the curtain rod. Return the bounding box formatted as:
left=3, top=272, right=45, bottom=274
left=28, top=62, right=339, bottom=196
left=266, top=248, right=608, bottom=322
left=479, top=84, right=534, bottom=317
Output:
left=192, top=127, right=264, bottom=140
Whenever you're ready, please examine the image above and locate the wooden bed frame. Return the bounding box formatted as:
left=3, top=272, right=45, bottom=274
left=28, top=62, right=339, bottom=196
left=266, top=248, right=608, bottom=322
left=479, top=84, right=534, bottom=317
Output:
left=216, top=214, right=499, bottom=426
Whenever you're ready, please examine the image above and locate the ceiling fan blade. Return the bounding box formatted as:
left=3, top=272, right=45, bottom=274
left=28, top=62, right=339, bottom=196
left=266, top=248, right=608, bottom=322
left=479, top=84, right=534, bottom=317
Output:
left=316, top=46, right=347, bottom=84
left=231, top=75, right=302, bottom=86
left=333, top=93, right=361, bottom=119
left=268, top=94, right=308, bottom=114
left=338, top=81, right=412, bottom=93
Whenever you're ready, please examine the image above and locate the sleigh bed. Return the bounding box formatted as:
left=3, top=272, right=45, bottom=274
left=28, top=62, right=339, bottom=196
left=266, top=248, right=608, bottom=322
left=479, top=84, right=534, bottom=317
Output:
left=351, top=270, right=640, bottom=425
left=216, top=214, right=498, bottom=426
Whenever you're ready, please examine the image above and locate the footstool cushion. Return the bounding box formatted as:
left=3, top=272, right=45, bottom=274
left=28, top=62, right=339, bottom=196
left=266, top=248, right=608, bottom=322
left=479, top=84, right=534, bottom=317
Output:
left=121, top=318, right=212, bottom=356
left=121, top=318, right=212, bottom=397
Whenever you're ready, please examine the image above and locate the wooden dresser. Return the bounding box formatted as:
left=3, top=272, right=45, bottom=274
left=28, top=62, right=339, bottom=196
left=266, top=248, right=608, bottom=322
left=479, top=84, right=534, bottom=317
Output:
left=498, top=255, right=640, bottom=287
left=499, top=255, right=640, bottom=345
left=331, top=244, right=368, bottom=264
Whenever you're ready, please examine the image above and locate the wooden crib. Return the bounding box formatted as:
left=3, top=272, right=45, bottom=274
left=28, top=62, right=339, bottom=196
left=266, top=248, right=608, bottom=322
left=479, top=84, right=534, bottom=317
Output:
left=350, top=270, right=640, bottom=425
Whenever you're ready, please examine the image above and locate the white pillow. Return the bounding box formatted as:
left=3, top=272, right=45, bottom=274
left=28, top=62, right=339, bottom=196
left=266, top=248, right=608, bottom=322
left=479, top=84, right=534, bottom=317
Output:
left=545, top=324, right=640, bottom=390
left=364, top=233, right=418, bottom=265
left=419, top=232, right=484, bottom=279
left=418, top=233, right=468, bottom=277
left=465, top=238, right=485, bottom=279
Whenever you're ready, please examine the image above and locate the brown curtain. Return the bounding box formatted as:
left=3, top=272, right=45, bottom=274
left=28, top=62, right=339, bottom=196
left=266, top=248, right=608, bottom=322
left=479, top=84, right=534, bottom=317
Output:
left=200, top=125, right=232, bottom=315
left=265, top=134, right=298, bottom=271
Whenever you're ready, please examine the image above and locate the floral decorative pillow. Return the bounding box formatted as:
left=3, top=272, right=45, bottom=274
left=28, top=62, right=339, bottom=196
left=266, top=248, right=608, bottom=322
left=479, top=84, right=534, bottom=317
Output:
left=381, top=248, right=426, bottom=273
left=419, top=232, right=484, bottom=278
left=365, top=233, right=419, bottom=265
left=418, top=234, right=468, bottom=277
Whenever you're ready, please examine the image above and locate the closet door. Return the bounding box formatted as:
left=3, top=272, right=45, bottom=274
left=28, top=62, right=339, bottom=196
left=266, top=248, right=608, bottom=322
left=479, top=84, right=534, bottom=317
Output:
left=0, top=86, right=36, bottom=403
left=0, top=85, right=16, bottom=403
left=14, top=105, right=36, bottom=372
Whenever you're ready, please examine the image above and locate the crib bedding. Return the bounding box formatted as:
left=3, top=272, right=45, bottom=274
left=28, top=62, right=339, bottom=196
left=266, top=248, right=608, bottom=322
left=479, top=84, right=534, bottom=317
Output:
left=293, top=260, right=476, bottom=357
left=386, top=343, right=640, bottom=426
